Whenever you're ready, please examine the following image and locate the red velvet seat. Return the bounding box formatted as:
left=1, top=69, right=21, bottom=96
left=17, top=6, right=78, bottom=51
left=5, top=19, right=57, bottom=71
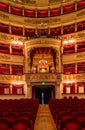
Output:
left=63, top=118, right=81, bottom=130
left=12, top=118, right=30, bottom=130
left=0, top=118, right=10, bottom=130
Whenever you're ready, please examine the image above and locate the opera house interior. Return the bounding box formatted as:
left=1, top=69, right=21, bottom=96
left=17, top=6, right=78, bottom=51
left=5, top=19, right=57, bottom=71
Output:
left=0, top=0, right=85, bottom=129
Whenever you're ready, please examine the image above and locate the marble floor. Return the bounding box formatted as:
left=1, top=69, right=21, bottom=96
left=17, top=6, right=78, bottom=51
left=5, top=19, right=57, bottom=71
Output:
left=34, top=104, right=56, bottom=130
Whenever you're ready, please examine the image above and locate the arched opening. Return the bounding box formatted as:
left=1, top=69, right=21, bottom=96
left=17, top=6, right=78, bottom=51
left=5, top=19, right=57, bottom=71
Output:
left=32, top=85, right=55, bottom=104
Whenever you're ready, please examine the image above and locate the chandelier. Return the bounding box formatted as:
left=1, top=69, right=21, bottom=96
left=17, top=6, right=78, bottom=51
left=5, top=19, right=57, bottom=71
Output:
left=39, top=55, right=48, bottom=66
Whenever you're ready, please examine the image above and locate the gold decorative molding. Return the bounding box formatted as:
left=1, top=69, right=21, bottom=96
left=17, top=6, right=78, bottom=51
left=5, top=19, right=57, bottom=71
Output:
left=63, top=51, right=85, bottom=64
left=62, top=30, right=85, bottom=41
left=25, top=73, right=57, bottom=83
left=63, top=74, right=85, bottom=82
left=25, top=38, right=60, bottom=50
left=0, top=75, right=25, bottom=83
left=0, top=32, right=25, bottom=43
left=0, top=53, right=24, bottom=65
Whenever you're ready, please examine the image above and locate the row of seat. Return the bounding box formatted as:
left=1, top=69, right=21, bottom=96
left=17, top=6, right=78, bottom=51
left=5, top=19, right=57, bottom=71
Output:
left=49, top=98, right=85, bottom=130
left=0, top=98, right=39, bottom=130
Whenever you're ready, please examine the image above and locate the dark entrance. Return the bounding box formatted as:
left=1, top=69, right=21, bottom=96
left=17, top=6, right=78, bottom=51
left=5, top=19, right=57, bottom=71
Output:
left=34, top=87, right=53, bottom=104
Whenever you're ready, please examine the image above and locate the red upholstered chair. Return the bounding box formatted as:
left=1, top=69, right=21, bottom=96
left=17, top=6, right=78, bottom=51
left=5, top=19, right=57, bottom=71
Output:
left=63, top=118, right=81, bottom=130
left=12, top=118, right=30, bottom=130
left=0, top=118, right=10, bottom=130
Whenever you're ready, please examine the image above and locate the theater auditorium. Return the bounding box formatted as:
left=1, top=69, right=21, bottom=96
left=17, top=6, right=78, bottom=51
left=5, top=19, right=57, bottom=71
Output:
left=0, top=0, right=85, bottom=130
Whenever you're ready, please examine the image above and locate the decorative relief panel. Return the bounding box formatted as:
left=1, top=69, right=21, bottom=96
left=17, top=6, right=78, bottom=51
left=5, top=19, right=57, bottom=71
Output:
left=0, top=32, right=25, bottom=42
left=0, top=53, right=24, bottom=65
left=26, top=38, right=60, bottom=49
left=0, top=75, right=25, bottom=83
left=25, top=73, right=57, bottom=83
left=62, top=30, right=85, bottom=41
left=63, top=74, right=85, bottom=82
left=63, top=52, right=85, bottom=64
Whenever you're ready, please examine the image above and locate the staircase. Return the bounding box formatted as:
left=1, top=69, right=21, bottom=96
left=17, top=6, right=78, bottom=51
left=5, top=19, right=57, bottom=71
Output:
left=34, top=104, right=56, bottom=130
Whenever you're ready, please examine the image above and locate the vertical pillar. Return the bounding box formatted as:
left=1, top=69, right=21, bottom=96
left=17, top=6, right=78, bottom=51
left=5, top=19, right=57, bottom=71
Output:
left=22, top=7, right=24, bottom=16
left=10, top=84, right=12, bottom=94
left=61, top=5, right=63, bottom=15
left=9, top=4, right=11, bottom=13
left=27, top=84, right=32, bottom=98
left=75, top=63, right=77, bottom=74
left=48, top=7, right=50, bottom=17
left=75, top=43, right=77, bottom=52
left=75, top=22, right=77, bottom=32
left=23, top=27, right=25, bottom=36
left=35, top=8, right=37, bottom=18
left=75, top=2, right=77, bottom=11
left=9, top=25, right=11, bottom=34
left=10, top=64, right=12, bottom=75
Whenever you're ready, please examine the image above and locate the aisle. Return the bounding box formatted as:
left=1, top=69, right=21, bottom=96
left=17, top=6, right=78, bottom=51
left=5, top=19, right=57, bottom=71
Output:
left=34, top=104, right=56, bottom=130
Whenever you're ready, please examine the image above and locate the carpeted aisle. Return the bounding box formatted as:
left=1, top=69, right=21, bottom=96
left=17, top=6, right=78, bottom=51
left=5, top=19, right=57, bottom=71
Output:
left=34, top=104, right=56, bottom=130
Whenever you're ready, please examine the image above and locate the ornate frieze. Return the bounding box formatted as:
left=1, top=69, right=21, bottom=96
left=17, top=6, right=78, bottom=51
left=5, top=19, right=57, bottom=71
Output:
left=0, top=75, right=25, bottom=83
left=25, top=73, right=57, bottom=83
left=63, top=74, right=85, bottom=82
left=0, top=33, right=25, bottom=42
left=0, top=53, right=24, bottom=65
left=63, top=51, right=85, bottom=64
left=62, top=30, right=85, bottom=41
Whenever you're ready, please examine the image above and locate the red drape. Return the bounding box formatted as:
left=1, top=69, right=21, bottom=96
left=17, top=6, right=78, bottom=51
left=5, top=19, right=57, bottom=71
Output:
left=63, top=24, right=75, bottom=34
left=50, top=27, right=61, bottom=36
left=50, top=8, right=61, bottom=16
left=25, top=28, right=35, bottom=37
left=63, top=4, right=75, bottom=14
left=11, top=26, right=23, bottom=36
left=77, top=0, right=85, bottom=10
left=24, top=9, right=35, bottom=17
left=11, top=6, right=22, bottom=15
left=0, top=2, right=9, bottom=12
left=12, top=84, right=24, bottom=94
left=37, top=10, right=48, bottom=18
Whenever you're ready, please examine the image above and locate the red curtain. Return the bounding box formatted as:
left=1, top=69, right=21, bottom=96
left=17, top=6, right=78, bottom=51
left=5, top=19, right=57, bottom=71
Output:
left=11, top=6, right=22, bottom=15
left=0, top=43, right=10, bottom=54
left=11, top=65, right=23, bottom=75
left=0, top=83, right=10, bottom=94
left=63, top=63, right=75, bottom=74
left=50, top=8, right=61, bottom=16
left=12, top=84, right=24, bottom=94
left=0, top=64, right=10, bottom=74
left=12, top=45, right=23, bottom=55
left=77, top=21, right=85, bottom=31
left=63, top=83, right=75, bottom=94
left=11, top=26, right=23, bottom=36
left=63, top=4, right=75, bottom=14
left=63, top=44, right=75, bottom=54
left=0, top=2, right=9, bottom=12
left=63, top=24, right=75, bottom=34
left=77, top=41, right=85, bottom=52
left=77, top=62, right=85, bottom=73
left=77, top=0, right=85, bottom=10
left=50, top=27, right=61, bottom=36
left=25, top=28, right=35, bottom=37
left=37, top=10, right=48, bottom=18
left=24, top=9, right=35, bottom=17
left=0, top=23, right=9, bottom=33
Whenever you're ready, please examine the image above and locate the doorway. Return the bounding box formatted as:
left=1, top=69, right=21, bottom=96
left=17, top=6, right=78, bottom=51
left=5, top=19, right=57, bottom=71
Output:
left=33, top=86, right=55, bottom=104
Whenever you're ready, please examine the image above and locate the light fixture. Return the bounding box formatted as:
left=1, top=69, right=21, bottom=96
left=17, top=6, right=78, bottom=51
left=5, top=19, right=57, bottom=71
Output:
left=37, top=22, right=48, bottom=27
left=12, top=40, right=23, bottom=45
left=63, top=39, right=75, bottom=44
left=39, top=54, right=48, bottom=66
